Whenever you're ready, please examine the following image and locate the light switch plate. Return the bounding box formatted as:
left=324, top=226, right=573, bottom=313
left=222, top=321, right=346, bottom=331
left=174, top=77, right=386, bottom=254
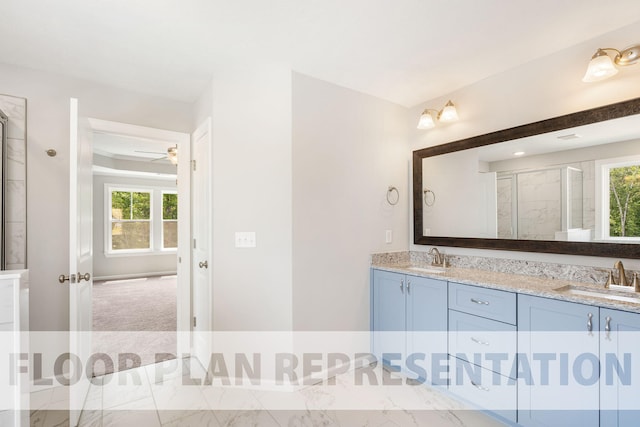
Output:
left=385, top=230, right=392, bottom=244
left=235, top=232, right=256, bottom=248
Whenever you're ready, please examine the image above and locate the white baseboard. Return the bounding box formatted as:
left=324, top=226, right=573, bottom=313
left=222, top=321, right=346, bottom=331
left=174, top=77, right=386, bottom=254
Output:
left=93, top=271, right=177, bottom=282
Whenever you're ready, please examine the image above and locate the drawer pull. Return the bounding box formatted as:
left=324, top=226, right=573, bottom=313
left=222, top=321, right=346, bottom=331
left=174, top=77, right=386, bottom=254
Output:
left=470, top=298, right=490, bottom=306
left=605, top=316, right=611, bottom=341
left=587, top=312, right=593, bottom=333
left=471, top=381, right=490, bottom=392
left=470, top=337, right=490, bottom=346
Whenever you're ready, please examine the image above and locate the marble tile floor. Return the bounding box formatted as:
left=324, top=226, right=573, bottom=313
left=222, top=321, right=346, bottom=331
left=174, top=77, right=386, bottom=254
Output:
left=30, top=358, right=506, bottom=427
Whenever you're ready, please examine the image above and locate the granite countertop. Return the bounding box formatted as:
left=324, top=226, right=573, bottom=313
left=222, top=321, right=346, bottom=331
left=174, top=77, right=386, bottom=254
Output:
left=372, top=263, right=640, bottom=314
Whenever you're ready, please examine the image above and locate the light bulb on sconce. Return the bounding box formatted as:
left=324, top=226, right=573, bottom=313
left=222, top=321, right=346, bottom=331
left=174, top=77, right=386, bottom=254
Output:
left=167, top=146, right=178, bottom=165
left=417, top=100, right=459, bottom=129
left=582, top=44, right=639, bottom=83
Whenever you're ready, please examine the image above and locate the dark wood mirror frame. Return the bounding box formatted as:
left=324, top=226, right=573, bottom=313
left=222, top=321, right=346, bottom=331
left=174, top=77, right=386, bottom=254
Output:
left=413, top=97, right=640, bottom=259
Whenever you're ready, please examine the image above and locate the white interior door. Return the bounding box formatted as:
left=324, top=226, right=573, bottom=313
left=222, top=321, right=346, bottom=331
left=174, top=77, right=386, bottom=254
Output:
left=192, top=118, right=212, bottom=365
left=69, top=98, right=93, bottom=426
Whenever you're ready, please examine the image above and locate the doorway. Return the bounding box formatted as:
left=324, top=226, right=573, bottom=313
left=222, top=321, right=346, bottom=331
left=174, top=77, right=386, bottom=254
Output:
left=87, top=119, right=191, bottom=376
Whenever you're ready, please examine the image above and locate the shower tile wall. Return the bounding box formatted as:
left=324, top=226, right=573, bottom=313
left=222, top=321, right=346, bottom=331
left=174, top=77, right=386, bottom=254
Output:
left=0, top=94, right=27, bottom=270
left=517, top=169, right=561, bottom=240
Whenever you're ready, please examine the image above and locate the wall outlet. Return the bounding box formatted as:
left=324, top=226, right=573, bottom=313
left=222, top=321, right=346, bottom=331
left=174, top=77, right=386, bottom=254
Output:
left=235, top=232, right=256, bottom=248
left=385, top=230, right=393, bottom=244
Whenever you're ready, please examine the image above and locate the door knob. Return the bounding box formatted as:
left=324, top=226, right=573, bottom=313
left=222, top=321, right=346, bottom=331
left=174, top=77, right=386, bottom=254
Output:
left=59, top=274, right=76, bottom=284
left=77, top=272, right=91, bottom=282
left=199, top=261, right=208, bottom=269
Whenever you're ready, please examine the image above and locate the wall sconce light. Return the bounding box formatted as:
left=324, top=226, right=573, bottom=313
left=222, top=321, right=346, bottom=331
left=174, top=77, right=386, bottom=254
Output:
left=167, top=146, right=178, bottom=165
left=417, top=100, right=459, bottom=129
left=582, top=44, right=639, bottom=82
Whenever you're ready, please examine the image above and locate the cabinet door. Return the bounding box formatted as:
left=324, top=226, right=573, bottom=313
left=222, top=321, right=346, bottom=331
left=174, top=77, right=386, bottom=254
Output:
left=371, top=270, right=406, bottom=368
left=518, top=294, right=599, bottom=427
left=600, top=308, right=640, bottom=427
left=406, top=275, right=447, bottom=385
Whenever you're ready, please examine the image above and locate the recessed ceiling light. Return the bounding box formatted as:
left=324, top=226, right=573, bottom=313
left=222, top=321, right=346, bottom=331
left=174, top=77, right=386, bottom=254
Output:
left=557, top=133, right=581, bottom=140
left=513, top=151, right=525, bottom=156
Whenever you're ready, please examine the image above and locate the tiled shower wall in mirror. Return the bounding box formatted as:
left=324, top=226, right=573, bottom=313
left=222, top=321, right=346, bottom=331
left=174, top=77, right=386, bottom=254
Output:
left=0, top=94, right=26, bottom=270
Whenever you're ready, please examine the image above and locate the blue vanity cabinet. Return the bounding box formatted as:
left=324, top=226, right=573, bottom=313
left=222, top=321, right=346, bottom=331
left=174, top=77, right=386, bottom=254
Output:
left=371, top=269, right=447, bottom=384
left=517, top=294, right=599, bottom=427
left=406, top=274, right=448, bottom=385
left=448, top=282, right=517, bottom=424
left=600, top=308, right=640, bottom=427
left=371, top=269, right=406, bottom=367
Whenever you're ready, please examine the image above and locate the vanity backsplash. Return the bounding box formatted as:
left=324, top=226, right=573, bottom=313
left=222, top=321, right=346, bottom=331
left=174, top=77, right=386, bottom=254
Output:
left=371, top=251, right=638, bottom=287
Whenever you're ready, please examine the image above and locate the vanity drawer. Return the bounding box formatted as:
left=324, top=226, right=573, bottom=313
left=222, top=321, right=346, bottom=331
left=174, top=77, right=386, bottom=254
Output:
left=449, top=310, right=516, bottom=377
left=448, top=282, right=516, bottom=325
left=449, top=358, right=517, bottom=424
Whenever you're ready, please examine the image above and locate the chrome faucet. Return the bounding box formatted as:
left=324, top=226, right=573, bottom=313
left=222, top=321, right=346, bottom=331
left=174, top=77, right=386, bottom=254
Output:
left=614, top=260, right=630, bottom=287
left=428, top=247, right=444, bottom=267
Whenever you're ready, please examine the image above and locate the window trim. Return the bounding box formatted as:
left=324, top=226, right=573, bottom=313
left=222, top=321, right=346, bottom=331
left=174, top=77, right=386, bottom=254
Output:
left=595, top=155, right=640, bottom=242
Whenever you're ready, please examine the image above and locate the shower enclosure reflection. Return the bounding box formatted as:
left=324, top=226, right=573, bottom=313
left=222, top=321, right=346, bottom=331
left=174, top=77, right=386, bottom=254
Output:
left=496, top=166, right=587, bottom=241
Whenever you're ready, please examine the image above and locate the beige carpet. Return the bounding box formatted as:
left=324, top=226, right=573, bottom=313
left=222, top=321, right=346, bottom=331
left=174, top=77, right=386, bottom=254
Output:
left=92, top=275, right=177, bottom=376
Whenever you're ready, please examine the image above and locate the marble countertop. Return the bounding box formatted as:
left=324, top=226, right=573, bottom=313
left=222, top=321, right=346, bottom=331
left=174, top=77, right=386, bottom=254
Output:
left=372, top=263, right=640, bottom=314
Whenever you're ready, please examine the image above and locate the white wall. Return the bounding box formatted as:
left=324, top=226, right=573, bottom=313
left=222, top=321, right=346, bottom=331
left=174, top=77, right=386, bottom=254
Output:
left=208, top=64, right=293, bottom=332
left=0, top=61, right=192, bottom=378
left=92, top=174, right=177, bottom=279
left=291, top=73, right=409, bottom=331
left=410, top=21, right=640, bottom=271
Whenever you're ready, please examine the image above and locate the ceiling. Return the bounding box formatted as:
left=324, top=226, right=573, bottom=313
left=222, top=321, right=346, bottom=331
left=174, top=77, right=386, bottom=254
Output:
left=478, top=113, right=640, bottom=163
left=93, top=132, right=175, bottom=163
left=1, top=1, right=640, bottom=107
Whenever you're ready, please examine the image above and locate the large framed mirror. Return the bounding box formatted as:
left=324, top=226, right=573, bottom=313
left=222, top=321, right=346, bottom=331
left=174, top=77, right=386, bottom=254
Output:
left=0, top=108, right=6, bottom=269
left=413, top=97, right=640, bottom=259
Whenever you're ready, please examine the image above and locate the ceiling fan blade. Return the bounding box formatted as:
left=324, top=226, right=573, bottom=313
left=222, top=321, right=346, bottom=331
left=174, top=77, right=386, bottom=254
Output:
left=150, top=156, right=169, bottom=162
left=135, top=150, right=168, bottom=155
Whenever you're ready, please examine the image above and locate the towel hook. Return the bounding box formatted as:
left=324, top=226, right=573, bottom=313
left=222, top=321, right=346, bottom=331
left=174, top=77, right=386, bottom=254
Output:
left=386, top=186, right=399, bottom=205
left=423, top=189, right=435, bottom=207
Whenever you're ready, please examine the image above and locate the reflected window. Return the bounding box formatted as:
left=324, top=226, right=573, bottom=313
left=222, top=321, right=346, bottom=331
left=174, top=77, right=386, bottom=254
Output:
left=597, top=158, right=640, bottom=241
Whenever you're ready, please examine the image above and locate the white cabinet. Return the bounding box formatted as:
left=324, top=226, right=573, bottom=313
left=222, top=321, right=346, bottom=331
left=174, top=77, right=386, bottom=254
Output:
left=0, top=270, right=28, bottom=427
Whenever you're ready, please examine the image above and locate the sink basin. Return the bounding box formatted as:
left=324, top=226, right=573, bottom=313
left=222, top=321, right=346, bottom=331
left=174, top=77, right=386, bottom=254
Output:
left=553, top=285, right=640, bottom=304
left=407, top=266, right=446, bottom=274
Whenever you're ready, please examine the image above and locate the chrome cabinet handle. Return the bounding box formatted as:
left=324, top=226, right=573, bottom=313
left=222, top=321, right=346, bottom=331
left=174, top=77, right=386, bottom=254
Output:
left=407, top=280, right=411, bottom=293
left=58, top=274, right=76, bottom=284
left=470, top=298, right=489, bottom=305
left=199, top=261, right=208, bottom=269
left=400, top=279, right=404, bottom=292
left=470, top=337, right=490, bottom=346
left=470, top=381, right=490, bottom=392
left=587, top=313, right=593, bottom=333
left=605, top=316, right=612, bottom=340
left=77, top=272, right=91, bottom=282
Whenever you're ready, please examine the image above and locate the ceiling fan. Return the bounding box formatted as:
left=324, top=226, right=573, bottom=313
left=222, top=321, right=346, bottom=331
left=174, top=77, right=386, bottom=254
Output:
left=134, top=146, right=178, bottom=165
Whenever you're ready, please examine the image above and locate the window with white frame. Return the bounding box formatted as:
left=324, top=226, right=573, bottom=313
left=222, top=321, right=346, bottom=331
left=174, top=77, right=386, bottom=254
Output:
left=106, top=185, right=178, bottom=254
left=596, top=157, right=640, bottom=241
left=162, top=191, right=178, bottom=249
left=109, top=189, right=152, bottom=251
